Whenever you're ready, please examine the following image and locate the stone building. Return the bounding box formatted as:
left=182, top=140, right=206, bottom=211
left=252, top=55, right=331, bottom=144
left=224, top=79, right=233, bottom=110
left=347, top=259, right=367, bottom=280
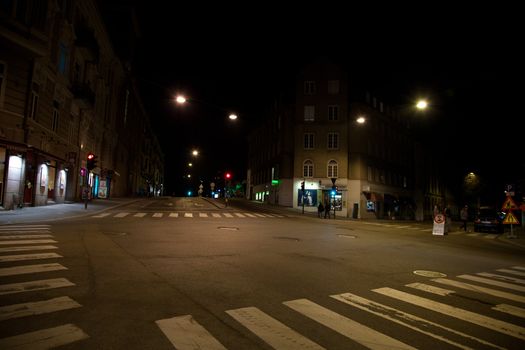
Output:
left=248, top=60, right=448, bottom=221
left=0, top=0, right=164, bottom=209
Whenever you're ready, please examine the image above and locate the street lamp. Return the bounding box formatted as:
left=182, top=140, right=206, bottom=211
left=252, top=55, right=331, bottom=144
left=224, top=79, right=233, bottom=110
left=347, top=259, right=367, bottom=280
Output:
left=416, top=99, right=428, bottom=110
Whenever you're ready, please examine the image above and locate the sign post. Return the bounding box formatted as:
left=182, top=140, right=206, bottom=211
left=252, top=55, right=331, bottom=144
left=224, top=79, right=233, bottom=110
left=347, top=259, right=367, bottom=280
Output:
left=432, top=213, right=446, bottom=235
left=502, top=195, right=520, bottom=238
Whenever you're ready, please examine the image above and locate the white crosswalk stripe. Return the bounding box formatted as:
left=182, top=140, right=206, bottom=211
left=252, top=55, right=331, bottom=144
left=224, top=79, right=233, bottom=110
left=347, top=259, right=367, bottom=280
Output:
left=227, top=306, right=324, bottom=350
left=0, top=324, right=89, bottom=349
left=155, top=265, right=525, bottom=349
left=156, top=315, right=227, bottom=350
left=0, top=224, right=89, bottom=347
left=91, top=211, right=286, bottom=219
left=373, top=287, right=525, bottom=340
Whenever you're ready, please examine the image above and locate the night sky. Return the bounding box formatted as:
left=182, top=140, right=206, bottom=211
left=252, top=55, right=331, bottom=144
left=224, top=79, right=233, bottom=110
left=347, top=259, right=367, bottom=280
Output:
left=130, top=5, right=522, bottom=199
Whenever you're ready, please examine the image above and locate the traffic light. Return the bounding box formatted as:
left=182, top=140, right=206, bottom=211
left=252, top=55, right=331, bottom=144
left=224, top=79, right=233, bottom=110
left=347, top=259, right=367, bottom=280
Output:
left=225, top=172, right=232, bottom=180
left=331, top=185, right=337, bottom=197
left=87, top=153, right=97, bottom=171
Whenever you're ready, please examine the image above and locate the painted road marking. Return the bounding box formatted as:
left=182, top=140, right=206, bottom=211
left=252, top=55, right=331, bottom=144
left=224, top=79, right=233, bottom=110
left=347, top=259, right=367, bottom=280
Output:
left=332, top=292, right=502, bottom=350
left=92, top=213, right=111, bottom=218
left=0, top=323, right=88, bottom=349
left=169, top=213, right=179, bottom=217
left=493, top=304, right=525, bottom=318
left=223, top=213, right=233, bottom=218
left=243, top=213, right=256, bottom=217
left=254, top=213, right=266, bottom=217
left=405, top=282, right=455, bottom=296
left=511, top=266, right=525, bottom=271
left=0, top=225, right=50, bottom=231
left=114, top=212, right=130, bottom=218
left=0, top=245, right=57, bottom=253
left=284, top=298, right=416, bottom=350
left=0, top=239, right=57, bottom=245
left=0, top=296, right=82, bottom=321
left=458, top=274, right=525, bottom=292
left=227, top=306, right=325, bottom=350
left=156, top=315, right=227, bottom=350
left=153, top=213, right=163, bottom=218
left=0, top=234, right=53, bottom=239
left=433, top=277, right=525, bottom=303
left=498, top=268, right=525, bottom=277
left=199, top=213, right=208, bottom=218
left=476, top=272, right=525, bottom=285
left=212, top=213, right=221, bottom=218
left=0, top=263, right=67, bottom=277
left=184, top=213, right=193, bottom=218
left=234, top=213, right=246, bottom=218
left=0, top=278, right=75, bottom=295
left=373, top=287, right=525, bottom=340
left=134, top=213, right=147, bottom=217
left=0, top=252, right=62, bottom=263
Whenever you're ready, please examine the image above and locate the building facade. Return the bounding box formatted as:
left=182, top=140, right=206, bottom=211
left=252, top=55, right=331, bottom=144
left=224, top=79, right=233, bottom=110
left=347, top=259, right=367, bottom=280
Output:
left=248, top=61, right=449, bottom=221
left=0, top=0, right=164, bottom=210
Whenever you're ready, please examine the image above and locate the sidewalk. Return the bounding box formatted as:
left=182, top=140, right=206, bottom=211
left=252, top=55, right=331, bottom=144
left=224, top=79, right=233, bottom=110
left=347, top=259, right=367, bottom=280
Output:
left=0, top=197, right=141, bottom=225
left=230, top=198, right=525, bottom=248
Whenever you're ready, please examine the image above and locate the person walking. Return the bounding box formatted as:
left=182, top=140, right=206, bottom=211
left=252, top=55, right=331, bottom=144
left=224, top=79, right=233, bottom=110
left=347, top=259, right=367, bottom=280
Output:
left=444, top=206, right=452, bottom=233
left=460, top=205, right=469, bottom=232
left=324, top=201, right=331, bottom=219
left=317, top=202, right=324, bottom=218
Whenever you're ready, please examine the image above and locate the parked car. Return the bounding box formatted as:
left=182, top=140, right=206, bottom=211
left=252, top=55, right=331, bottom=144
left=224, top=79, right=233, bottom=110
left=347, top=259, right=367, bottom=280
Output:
left=473, top=207, right=505, bottom=233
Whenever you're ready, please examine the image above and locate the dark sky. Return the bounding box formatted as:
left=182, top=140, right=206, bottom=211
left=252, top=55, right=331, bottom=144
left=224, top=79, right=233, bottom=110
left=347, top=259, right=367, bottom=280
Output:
left=130, top=4, right=523, bottom=197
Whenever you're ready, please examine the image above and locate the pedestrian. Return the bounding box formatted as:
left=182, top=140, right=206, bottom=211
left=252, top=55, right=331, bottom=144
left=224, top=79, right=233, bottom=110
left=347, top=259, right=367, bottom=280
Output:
left=317, top=202, right=324, bottom=218
left=324, top=201, right=331, bottom=219
left=460, top=205, right=469, bottom=232
left=444, top=206, right=452, bottom=233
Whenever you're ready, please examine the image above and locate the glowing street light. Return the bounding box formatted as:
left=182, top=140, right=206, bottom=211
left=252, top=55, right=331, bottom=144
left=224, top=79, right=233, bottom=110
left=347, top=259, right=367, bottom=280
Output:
left=175, top=95, right=186, bottom=104
left=416, top=99, right=428, bottom=110
left=192, top=149, right=199, bottom=157
left=356, top=116, right=366, bottom=124
left=228, top=113, right=238, bottom=121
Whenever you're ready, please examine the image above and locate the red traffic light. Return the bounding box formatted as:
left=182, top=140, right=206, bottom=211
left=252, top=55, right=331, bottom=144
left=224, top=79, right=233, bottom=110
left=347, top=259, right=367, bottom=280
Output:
left=87, top=153, right=94, bottom=160
left=225, top=172, right=232, bottom=179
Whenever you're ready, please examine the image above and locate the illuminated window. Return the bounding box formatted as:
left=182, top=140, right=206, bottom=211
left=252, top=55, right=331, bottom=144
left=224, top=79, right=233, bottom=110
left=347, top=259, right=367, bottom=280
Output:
left=303, top=160, right=313, bottom=178
left=327, top=160, right=338, bottom=178
left=304, top=105, right=315, bottom=121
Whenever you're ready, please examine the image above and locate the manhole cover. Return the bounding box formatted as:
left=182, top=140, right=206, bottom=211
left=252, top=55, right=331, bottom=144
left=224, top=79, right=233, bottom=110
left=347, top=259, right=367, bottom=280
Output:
left=413, top=270, right=447, bottom=278
left=217, top=226, right=239, bottom=231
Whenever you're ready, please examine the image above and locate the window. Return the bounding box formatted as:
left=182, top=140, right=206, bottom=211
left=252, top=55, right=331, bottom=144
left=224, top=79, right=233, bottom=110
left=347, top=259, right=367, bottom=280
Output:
left=327, top=160, right=338, bottom=178
left=304, top=80, right=316, bottom=95
left=58, top=43, right=69, bottom=74
left=327, top=133, right=339, bottom=149
left=0, top=62, right=5, bottom=108
left=52, top=101, right=59, bottom=132
left=328, top=105, right=339, bottom=121
left=328, top=80, right=340, bottom=94
left=303, top=133, right=314, bottom=149
left=304, top=105, right=315, bottom=121
left=29, top=82, right=40, bottom=120
left=303, top=160, right=314, bottom=178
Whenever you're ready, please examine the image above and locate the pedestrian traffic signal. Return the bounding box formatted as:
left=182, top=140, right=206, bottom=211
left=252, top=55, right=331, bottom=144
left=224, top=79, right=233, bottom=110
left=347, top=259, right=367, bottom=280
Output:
left=87, top=153, right=97, bottom=171
left=331, top=185, right=337, bottom=196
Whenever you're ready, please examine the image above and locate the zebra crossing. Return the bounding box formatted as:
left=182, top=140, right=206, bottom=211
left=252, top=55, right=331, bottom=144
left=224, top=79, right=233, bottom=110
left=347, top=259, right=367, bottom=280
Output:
left=155, top=266, right=525, bottom=349
left=360, top=221, right=501, bottom=238
left=0, top=224, right=88, bottom=348
left=91, top=211, right=286, bottom=219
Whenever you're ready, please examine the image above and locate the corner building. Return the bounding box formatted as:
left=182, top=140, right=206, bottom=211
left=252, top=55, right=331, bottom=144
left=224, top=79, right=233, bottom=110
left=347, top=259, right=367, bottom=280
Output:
left=248, top=61, right=447, bottom=221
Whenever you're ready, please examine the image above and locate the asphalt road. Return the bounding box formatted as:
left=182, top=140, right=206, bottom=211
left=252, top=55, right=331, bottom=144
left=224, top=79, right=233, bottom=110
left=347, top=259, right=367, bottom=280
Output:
left=1, top=197, right=525, bottom=349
